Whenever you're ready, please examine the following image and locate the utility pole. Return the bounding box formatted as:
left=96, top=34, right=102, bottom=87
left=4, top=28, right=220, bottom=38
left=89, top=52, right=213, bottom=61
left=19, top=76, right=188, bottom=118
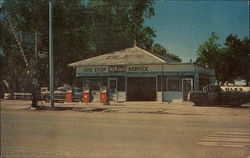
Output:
left=49, top=0, right=54, bottom=107
left=31, top=31, right=38, bottom=107
left=35, top=31, right=38, bottom=63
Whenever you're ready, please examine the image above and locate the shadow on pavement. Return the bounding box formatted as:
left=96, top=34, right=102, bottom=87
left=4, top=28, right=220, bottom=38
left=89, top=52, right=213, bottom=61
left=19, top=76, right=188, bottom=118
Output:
left=193, top=104, right=250, bottom=109
left=28, top=106, right=108, bottom=112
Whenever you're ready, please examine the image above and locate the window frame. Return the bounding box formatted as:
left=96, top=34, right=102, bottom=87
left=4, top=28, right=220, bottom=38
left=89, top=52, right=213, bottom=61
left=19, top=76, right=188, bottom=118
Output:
left=166, top=77, right=181, bottom=92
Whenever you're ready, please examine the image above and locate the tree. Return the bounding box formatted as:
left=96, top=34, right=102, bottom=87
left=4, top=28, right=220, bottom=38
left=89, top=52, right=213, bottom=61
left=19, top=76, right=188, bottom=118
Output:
left=85, top=0, right=156, bottom=53
left=0, top=52, right=5, bottom=98
left=196, top=32, right=250, bottom=86
left=196, top=32, right=235, bottom=85
left=2, top=0, right=157, bottom=89
left=2, top=0, right=49, bottom=91
left=231, top=37, right=250, bottom=86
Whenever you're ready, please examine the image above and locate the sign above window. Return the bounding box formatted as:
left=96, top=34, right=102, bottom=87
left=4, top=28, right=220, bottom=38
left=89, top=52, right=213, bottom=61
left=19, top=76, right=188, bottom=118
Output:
left=76, top=64, right=194, bottom=75
left=77, top=65, right=152, bottom=74
left=108, top=66, right=126, bottom=72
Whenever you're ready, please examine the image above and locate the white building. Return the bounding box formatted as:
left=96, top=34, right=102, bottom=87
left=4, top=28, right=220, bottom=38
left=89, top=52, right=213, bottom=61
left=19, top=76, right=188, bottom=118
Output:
left=69, top=46, right=215, bottom=102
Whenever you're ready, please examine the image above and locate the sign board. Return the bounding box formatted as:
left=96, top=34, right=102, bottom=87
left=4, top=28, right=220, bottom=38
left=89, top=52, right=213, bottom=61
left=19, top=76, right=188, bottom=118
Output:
left=76, top=64, right=194, bottom=75
left=127, top=66, right=149, bottom=72
left=108, top=66, right=126, bottom=72
left=80, top=66, right=108, bottom=73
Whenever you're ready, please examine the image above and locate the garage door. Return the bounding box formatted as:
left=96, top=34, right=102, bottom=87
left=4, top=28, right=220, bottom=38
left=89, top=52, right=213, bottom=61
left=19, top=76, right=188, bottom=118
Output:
left=127, top=77, right=156, bottom=101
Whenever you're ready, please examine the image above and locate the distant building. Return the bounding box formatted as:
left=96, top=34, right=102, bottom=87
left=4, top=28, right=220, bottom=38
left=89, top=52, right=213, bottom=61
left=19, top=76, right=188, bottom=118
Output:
left=69, top=46, right=215, bottom=102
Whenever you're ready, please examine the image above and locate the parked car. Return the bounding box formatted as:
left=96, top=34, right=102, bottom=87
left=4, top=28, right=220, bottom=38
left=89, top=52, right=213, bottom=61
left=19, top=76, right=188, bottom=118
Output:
left=43, top=87, right=69, bottom=102
left=42, top=87, right=83, bottom=102
left=190, top=85, right=249, bottom=107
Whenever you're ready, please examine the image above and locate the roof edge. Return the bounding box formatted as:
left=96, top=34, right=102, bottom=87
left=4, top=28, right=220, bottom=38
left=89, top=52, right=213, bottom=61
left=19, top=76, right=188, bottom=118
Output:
left=135, top=46, right=166, bottom=63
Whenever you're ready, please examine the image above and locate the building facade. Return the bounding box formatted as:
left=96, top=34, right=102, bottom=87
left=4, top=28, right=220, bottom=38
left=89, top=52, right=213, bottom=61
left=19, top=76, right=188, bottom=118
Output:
left=69, top=46, right=215, bottom=102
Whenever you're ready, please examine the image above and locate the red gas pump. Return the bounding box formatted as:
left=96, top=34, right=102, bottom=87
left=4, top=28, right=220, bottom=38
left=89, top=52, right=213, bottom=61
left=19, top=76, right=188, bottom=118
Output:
left=65, top=89, right=72, bottom=102
left=82, top=87, right=90, bottom=102
left=100, top=86, right=109, bottom=104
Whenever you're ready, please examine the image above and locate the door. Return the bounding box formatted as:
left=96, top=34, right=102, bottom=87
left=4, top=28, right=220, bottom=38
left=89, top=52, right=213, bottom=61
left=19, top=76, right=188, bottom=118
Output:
left=127, top=77, right=156, bottom=101
left=182, top=78, right=193, bottom=101
left=108, top=78, right=117, bottom=101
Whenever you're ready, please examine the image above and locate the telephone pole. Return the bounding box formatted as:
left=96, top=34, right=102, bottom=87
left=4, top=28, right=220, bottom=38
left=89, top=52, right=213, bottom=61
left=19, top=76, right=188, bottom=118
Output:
left=49, top=0, right=54, bottom=107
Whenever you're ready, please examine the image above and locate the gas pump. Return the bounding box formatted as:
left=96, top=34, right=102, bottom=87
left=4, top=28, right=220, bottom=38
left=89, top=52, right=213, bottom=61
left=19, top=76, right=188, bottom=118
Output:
left=100, top=86, right=109, bottom=105
left=82, top=87, right=91, bottom=102
left=65, top=88, right=72, bottom=102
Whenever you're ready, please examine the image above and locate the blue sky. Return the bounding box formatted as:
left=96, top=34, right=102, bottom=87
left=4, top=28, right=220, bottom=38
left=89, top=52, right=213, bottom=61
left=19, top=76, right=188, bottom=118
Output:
left=145, top=0, right=249, bottom=62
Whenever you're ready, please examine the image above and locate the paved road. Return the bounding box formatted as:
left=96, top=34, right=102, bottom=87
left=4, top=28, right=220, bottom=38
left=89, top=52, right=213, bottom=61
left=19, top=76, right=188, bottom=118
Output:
left=1, top=101, right=249, bottom=158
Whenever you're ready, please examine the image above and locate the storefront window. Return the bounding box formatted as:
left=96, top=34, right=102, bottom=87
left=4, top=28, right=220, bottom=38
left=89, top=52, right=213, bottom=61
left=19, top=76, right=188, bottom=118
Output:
left=83, top=79, right=102, bottom=90
left=167, top=78, right=180, bottom=91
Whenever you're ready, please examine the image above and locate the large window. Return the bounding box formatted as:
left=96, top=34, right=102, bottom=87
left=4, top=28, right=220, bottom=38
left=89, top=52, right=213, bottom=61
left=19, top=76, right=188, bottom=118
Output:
left=167, top=78, right=180, bottom=91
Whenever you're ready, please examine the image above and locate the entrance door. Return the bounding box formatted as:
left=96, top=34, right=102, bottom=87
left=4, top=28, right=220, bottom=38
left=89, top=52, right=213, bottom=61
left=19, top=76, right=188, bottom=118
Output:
left=108, top=78, right=117, bottom=101
left=182, top=78, right=193, bottom=101
left=127, top=77, right=156, bottom=101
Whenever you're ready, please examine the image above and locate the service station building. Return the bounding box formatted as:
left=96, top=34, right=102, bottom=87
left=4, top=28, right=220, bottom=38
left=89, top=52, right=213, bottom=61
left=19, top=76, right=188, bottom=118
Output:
left=69, top=46, right=215, bottom=102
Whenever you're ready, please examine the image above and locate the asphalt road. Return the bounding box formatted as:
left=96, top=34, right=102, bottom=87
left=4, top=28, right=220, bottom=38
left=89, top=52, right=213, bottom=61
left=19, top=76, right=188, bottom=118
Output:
left=1, top=100, right=249, bottom=158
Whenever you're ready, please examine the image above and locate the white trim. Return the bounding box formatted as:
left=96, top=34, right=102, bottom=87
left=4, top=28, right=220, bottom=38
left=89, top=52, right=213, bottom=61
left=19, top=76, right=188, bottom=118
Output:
left=182, top=78, right=193, bottom=101
left=182, top=78, right=193, bottom=93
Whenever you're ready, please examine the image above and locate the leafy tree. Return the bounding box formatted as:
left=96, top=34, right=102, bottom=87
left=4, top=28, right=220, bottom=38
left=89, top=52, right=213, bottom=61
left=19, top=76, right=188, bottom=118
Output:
left=0, top=51, right=5, bottom=97
left=196, top=32, right=250, bottom=86
left=196, top=32, right=235, bottom=85
left=2, top=0, right=49, bottom=91
left=231, top=36, right=250, bottom=86
left=196, top=33, right=220, bottom=66
left=86, top=0, right=156, bottom=53
left=223, top=34, right=242, bottom=82
left=2, top=0, right=158, bottom=90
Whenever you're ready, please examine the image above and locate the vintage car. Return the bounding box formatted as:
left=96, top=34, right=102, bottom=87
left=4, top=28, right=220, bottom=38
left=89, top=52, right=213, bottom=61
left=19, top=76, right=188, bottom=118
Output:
left=190, top=85, right=249, bottom=107
left=42, top=87, right=82, bottom=102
